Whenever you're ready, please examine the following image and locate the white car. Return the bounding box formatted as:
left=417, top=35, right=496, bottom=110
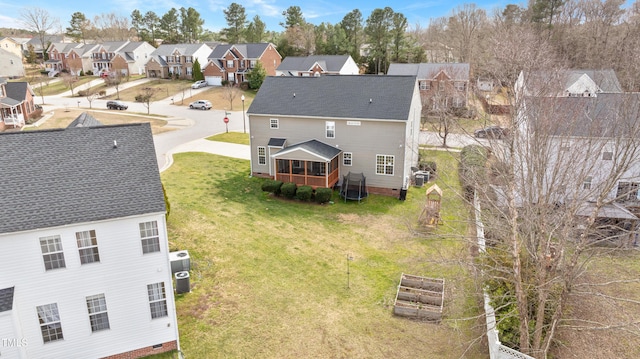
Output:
left=191, top=80, right=207, bottom=89
left=189, top=100, right=212, bottom=110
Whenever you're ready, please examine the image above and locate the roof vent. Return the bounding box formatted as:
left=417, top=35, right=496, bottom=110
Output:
left=113, top=140, right=117, bottom=148
left=369, top=98, right=372, bottom=103
left=293, top=93, right=296, bottom=98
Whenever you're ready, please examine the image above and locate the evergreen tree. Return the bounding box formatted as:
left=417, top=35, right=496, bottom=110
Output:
left=192, top=59, right=204, bottom=81
left=222, top=3, right=247, bottom=43
left=246, top=61, right=266, bottom=89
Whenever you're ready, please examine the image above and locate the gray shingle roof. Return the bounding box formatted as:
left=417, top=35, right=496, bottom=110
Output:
left=277, top=55, right=351, bottom=73
left=274, top=139, right=341, bottom=161
left=5, top=82, right=28, bottom=102
left=521, top=69, right=623, bottom=96
left=524, top=93, right=640, bottom=137
left=0, top=123, right=166, bottom=234
left=208, top=43, right=272, bottom=60
left=68, top=112, right=103, bottom=128
left=387, top=63, right=469, bottom=81
left=0, top=287, right=14, bottom=312
left=247, top=75, right=416, bottom=120
left=152, top=43, right=210, bottom=57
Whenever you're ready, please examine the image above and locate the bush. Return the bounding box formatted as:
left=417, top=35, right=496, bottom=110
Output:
left=86, top=70, right=93, bottom=75
left=79, top=70, right=84, bottom=76
left=221, top=80, right=230, bottom=87
left=296, top=185, right=313, bottom=201
left=420, top=160, right=437, bottom=175
left=314, top=187, right=333, bottom=204
left=281, top=182, right=297, bottom=199
left=239, top=81, right=250, bottom=91
left=98, top=90, right=106, bottom=96
left=78, top=90, right=88, bottom=97
left=261, top=179, right=283, bottom=194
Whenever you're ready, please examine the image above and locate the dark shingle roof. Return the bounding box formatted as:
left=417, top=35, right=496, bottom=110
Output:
left=0, top=287, right=14, bottom=312
left=0, top=124, right=166, bottom=234
left=274, top=139, right=341, bottom=161
left=5, top=82, right=28, bottom=102
left=521, top=69, right=623, bottom=96
left=68, top=112, right=103, bottom=128
left=247, top=75, right=416, bottom=120
left=208, top=43, right=272, bottom=60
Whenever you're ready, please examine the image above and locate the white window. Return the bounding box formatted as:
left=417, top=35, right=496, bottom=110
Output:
left=258, top=146, right=266, bottom=165
left=227, top=60, right=234, bottom=68
left=602, top=151, right=613, bottom=160
left=250, top=60, right=257, bottom=68
left=37, top=303, right=63, bottom=343
left=40, top=235, right=66, bottom=270
left=139, top=221, right=160, bottom=254
left=455, top=82, right=465, bottom=91
left=86, top=294, right=110, bottom=332
left=76, top=230, right=100, bottom=264
left=147, top=283, right=168, bottom=319
left=326, top=121, right=335, bottom=138
left=343, top=152, right=352, bottom=166
left=376, top=155, right=394, bottom=175
left=186, top=67, right=193, bottom=75
left=270, top=118, right=279, bottom=129
left=453, top=97, right=464, bottom=108
left=583, top=176, right=593, bottom=190
left=419, top=81, right=429, bottom=90
left=439, top=81, right=445, bottom=92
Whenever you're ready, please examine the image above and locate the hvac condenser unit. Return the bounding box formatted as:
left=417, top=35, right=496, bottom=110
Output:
left=169, top=250, right=191, bottom=274
left=175, top=271, right=190, bottom=294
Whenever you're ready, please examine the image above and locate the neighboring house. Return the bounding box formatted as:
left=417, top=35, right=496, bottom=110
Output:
left=0, top=123, right=180, bottom=358
left=27, top=35, right=73, bottom=59
left=145, top=43, right=212, bottom=80
left=515, top=69, right=623, bottom=98
left=387, top=63, right=470, bottom=110
left=0, top=79, right=37, bottom=129
left=66, top=44, right=102, bottom=75
left=276, top=55, right=359, bottom=76
left=92, top=41, right=155, bottom=77
left=202, top=43, right=281, bottom=85
left=0, top=36, right=24, bottom=59
left=45, top=42, right=83, bottom=76
left=511, top=69, right=640, bottom=238
left=247, top=75, right=422, bottom=197
left=0, top=49, right=25, bottom=78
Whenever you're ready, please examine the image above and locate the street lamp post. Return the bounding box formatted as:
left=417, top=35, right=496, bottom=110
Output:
left=241, top=94, right=246, bottom=134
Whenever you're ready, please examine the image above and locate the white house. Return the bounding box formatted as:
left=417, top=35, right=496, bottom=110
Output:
left=0, top=123, right=180, bottom=359
left=275, top=55, right=359, bottom=76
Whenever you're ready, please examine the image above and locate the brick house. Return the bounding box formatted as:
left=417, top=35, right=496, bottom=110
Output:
left=0, top=79, right=38, bottom=130
left=387, top=63, right=470, bottom=110
left=91, top=41, right=155, bottom=77
left=202, top=43, right=281, bottom=85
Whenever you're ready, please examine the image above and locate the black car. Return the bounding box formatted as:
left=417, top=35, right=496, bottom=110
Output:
left=474, top=126, right=509, bottom=139
left=106, top=100, right=128, bottom=110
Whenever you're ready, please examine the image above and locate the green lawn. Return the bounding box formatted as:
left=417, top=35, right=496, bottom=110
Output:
left=206, top=132, right=250, bottom=145
left=162, top=150, right=486, bottom=358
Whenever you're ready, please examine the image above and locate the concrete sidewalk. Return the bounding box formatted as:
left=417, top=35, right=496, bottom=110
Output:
left=160, top=138, right=250, bottom=172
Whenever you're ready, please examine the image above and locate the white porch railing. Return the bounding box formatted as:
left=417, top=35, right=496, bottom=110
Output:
left=475, top=192, right=536, bottom=359
left=3, top=113, right=25, bottom=128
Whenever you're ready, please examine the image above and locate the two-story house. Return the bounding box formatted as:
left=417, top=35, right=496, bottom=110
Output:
left=0, top=79, right=38, bottom=130
left=0, top=37, right=25, bottom=60
left=275, top=55, right=359, bottom=76
left=145, top=43, right=212, bottom=80
left=203, top=43, right=281, bottom=85
left=387, top=63, right=470, bottom=110
left=91, top=41, right=155, bottom=77
left=507, top=69, right=640, bottom=240
left=45, top=42, right=83, bottom=76
left=0, top=49, right=25, bottom=78
left=247, top=75, right=421, bottom=197
left=0, top=123, right=180, bottom=358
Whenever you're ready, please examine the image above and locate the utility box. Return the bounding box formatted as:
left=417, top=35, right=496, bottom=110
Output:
left=169, top=250, right=191, bottom=274
left=415, top=174, right=425, bottom=187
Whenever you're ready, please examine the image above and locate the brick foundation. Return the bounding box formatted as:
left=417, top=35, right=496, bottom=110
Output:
left=100, top=340, right=178, bottom=359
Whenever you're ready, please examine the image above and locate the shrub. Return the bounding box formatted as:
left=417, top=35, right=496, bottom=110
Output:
left=261, top=179, right=283, bottom=194
left=221, top=80, right=230, bottom=86
left=77, top=90, right=88, bottom=97
left=86, top=70, right=93, bottom=75
left=296, top=185, right=313, bottom=201
left=239, top=81, right=250, bottom=91
left=281, top=182, right=297, bottom=199
left=79, top=70, right=84, bottom=76
left=420, top=160, right=437, bottom=175
left=98, top=90, right=106, bottom=96
left=315, top=187, right=333, bottom=204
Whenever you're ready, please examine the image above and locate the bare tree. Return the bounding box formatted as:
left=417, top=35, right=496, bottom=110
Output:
left=61, top=72, right=78, bottom=96
left=473, top=67, right=640, bottom=358
left=20, top=7, right=59, bottom=60
left=138, top=87, right=160, bottom=114
left=84, top=83, right=99, bottom=109
left=222, top=83, right=240, bottom=111
left=93, top=12, right=132, bottom=41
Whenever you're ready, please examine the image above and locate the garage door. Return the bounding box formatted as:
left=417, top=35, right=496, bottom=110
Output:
left=205, top=76, right=222, bottom=86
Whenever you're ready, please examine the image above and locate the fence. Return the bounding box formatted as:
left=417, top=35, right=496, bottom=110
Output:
left=474, top=192, right=536, bottom=359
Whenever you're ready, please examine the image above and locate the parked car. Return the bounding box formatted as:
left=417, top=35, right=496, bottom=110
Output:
left=191, top=80, right=207, bottom=89
left=189, top=100, right=212, bottom=110
left=474, top=126, right=509, bottom=139
left=106, top=100, right=128, bottom=110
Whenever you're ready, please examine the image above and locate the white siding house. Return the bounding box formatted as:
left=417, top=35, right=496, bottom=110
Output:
left=275, top=55, right=359, bottom=76
left=0, top=123, right=179, bottom=359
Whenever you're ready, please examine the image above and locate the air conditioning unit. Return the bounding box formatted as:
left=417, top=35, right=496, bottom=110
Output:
left=169, top=250, right=191, bottom=274
left=175, top=271, right=190, bottom=294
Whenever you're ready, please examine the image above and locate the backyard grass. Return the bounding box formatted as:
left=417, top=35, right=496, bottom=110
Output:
left=25, top=109, right=172, bottom=135
left=206, top=131, right=250, bottom=145
left=105, top=79, right=194, bottom=103
left=161, top=150, right=487, bottom=358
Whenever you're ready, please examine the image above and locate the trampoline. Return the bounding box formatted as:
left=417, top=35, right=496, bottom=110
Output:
left=340, top=172, right=369, bottom=202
